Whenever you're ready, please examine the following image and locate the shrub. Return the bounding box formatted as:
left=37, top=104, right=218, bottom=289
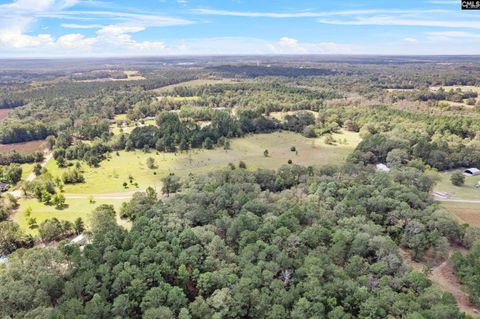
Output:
left=450, top=172, right=465, bottom=186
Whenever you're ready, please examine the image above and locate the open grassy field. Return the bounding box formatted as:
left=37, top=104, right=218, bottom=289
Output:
left=44, top=130, right=361, bottom=195
left=12, top=197, right=130, bottom=235
left=0, top=140, right=45, bottom=153
left=114, top=113, right=128, bottom=121
left=269, top=110, right=318, bottom=121
left=156, top=96, right=201, bottom=102
left=441, top=202, right=480, bottom=227
left=75, top=70, right=145, bottom=82
left=430, top=85, right=480, bottom=93
left=434, top=170, right=480, bottom=200
left=110, top=122, right=155, bottom=135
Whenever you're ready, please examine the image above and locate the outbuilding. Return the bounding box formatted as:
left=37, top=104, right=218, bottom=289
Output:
left=464, top=168, right=480, bottom=176
left=0, top=182, right=10, bottom=192
left=376, top=163, right=390, bottom=172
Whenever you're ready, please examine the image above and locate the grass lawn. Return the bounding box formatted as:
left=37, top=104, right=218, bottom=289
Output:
left=20, top=163, right=34, bottom=181
left=110, top=118, right=156, bottom=136
left=434, top=170, right=480, bottom=200
left=430, top=85, right=480, bottom=93
left=156, top=96, right=201, bottom=102
left=441, top=202, right=480, bottom=227
left=269, top=110, right=318, bottom=122
left=43, top=130, right=361, bottom=195
left=114, top=114, right=128, bottom=120
left=13, top=197, right=130, bottom=235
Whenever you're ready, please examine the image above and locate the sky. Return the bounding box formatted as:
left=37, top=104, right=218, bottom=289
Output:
left=0, top=0, right=479, bottom=57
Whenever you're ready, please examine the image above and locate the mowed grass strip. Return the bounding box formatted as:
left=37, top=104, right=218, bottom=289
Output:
left=441, top=202, right=480, bottom=227
left=13, top=197, right=130, bottom=235
left=434, top=170, right=480, bottom=200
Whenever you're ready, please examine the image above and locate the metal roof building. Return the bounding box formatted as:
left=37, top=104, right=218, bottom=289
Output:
left=464, top=168, right=480, bottom=176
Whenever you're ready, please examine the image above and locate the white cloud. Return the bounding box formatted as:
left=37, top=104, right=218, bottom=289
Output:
left=425, top=31, right=480, bottom=42
left=318, top=16, right=480, bottom=29
left=192, top=8, right=423, bottom=18
left=404, top=37, right=418, bottom=43
left=61, top=23, right=104, bottom=29
left=278, top=37, right=307, bottom=53
left=56, top=33, right=95, bottom=49
left=194, top=8, right=480, bottom=30
left=0, top=0, right=193, bottom=53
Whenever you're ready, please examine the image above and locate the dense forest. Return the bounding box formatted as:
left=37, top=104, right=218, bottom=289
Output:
left=0, top=165, right=472, bottom=318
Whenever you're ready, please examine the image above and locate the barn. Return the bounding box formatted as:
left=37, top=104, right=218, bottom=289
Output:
left=464, top=168, right=480, bottom=176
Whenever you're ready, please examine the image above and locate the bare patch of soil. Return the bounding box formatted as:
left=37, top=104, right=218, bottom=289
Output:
left=0, top=108, right=10, bottom=121
left=400, top=247, right=480, bottom=317
left=0, top=140, right=45, bottom=154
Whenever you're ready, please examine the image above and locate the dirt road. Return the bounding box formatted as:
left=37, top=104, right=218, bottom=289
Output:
left=400, top=248, right=479, bottom=317
left=10, top=150, right=52, bottom=198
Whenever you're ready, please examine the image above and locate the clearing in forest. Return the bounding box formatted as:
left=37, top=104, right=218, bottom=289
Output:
left=434, top=170, right=480, bottom=201
left=11, top=130, right=360, bottom=233
left=44, top=130, right=360, bottom=195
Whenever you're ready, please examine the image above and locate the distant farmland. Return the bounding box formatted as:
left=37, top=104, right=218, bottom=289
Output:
left=0, top=108, right=10, bottom=121
left=0, top=140, right=44, bottom=153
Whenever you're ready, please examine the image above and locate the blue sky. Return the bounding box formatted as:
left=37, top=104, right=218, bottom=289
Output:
left=0, top=0, right=478, bottom=57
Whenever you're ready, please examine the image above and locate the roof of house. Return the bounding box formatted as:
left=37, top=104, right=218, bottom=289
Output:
left=376, top=163, right=390, bottom=172
left=71, top=234, right=85, bottom=244
left=0, top=182, right=9, bottom=188
left=464, top=168, right=480, bottom=174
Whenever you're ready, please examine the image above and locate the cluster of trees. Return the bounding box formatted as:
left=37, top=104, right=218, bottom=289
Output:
left=37, top=217, right=84, bottom=242
left=0, top=165, right=471, bottom=318
left=0, top=97, right=24, bottom=108
left=0, top=193, right=17, bottom=222
left=413, top=88, right=478, bottom=103
left=24, top=172, right=65, bottom=208
left=0, top=150, right=43, bottom=165
left=55, top=139, right=111, bottom=167
left=62, top=168, right=85, bottom=184
left=0, top=164, right=22, bottom=185
left=350, top=133, right=480, bottom=170
left=0, top=221, right=32, bottom=255
left=0, top=121, right=53, bottom=144
left=208, top=65, right=336, bottom=78
left=128, top=111, right=276, bottom=152
left=71, top=71, right=127, bottom=81
left=166, top=82, right=339, bottom=114
left=451, top=240, right=480, bottom=306
left=0, top=192, right=32, bottom=255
